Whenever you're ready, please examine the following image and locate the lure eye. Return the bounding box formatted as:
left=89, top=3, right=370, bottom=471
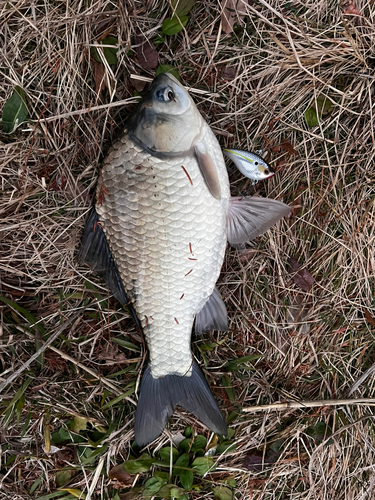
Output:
left=264, top=169, right=269, bottom=175
left=156, top=87, right=176, bottom=102
left=255, top=162, right=258, bottom=165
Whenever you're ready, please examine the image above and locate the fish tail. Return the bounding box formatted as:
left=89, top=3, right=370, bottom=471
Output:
left=134, top=362, right=227, bottom=446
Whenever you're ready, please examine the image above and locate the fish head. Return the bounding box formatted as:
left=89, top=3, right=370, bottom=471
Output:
left=128, top=73, right=202, bottom=154
left=223, top=149, right=275, bottom=181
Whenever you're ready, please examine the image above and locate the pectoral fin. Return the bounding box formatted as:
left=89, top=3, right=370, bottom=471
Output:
left=77, top=208, right=140, bottom=327
left=194, top=144, right=221, bottom=200
left=227, top=196, right=290, bottom=245
left=195, top=287, right=228, bottom=334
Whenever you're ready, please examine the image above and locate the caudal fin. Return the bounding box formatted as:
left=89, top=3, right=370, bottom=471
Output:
left=134, top=362, right=227, bottom=446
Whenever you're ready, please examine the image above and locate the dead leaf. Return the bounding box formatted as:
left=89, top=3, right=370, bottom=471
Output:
left=289, top=257, right=314, bottom=292
left=131, top=77, right=147, bottom=92
left=243, top=455, right=263, bottom=472
left=280, top=140, right=296, bottom=156
left=221, top=0, right=248, bottom=34
left=220, top=65, right=237, bottom=81
left=109, top=464, right=133, bottom=485
left=364, top=308, right=375, bottom=327
left=343, top=2, right=361, bottom=16
left=135, top=34, right=158, bottom=70
left=92, top=60, right=107, bottom=95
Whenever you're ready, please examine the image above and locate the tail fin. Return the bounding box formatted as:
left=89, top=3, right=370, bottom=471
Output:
left=134, top=362, right=227, bottom=446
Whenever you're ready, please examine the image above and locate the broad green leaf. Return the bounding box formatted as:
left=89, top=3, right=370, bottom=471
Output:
left=2, top=86, right=28, bottom=134
left=161, top=16, right=189, bottom=36
left=158, top=484, right=186, bottom=498
left=175, top=453, right=189, bottom=468
left=216, top=441, right=237, bottom=455
left=191, top=435, right=207, bottom=452
left=123, top=453, right=153, bottom=473
left=304, top=107, right=319, bottom=127
left=192, top=456, right=216, bottom=475
left=92, top=36, right=118, bottom=65
left=213, top=486, right=233, bottom=500
left=71, top=416, right=87, bottom=433
left=184, top=426, right=192, bottom=437
left=51, top=426, right=72, bottom=445
left=55, top=471, right=72, bottom=487
left=144, top=477, right=164, bottom=495
left=171, top=0, right=195, bottom=16
left=316, top=95, right=334, bottom=116
left=154, top=470, right=169, bottom=482
left=179, top=438, right=192, bottom=453
left=155, top=64, right=180, bottom=81
left=179, top=469, right=193, bottom=490
left=159, top=446, right=179, bottom=463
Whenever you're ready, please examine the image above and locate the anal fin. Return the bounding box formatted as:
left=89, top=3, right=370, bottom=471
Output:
left=195, top=287, right=228, bottom=334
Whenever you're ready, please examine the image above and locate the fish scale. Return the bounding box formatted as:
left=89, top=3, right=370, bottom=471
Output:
left=96, top=122, right=230, bottom=379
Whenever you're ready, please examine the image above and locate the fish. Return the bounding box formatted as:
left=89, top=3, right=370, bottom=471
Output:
left=78, top=73, right=291, bottom=446
left=223, top=148, right=275, bottom=181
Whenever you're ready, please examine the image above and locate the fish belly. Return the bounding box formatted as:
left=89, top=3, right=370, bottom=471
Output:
left=96, top=125, right=229, bottom=378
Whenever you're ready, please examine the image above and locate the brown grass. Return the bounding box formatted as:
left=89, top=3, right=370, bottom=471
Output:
left=1, top=0, right=375, bottom=499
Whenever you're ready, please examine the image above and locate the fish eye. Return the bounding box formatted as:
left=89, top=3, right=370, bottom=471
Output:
left=156, top=86, right=176, bottom=102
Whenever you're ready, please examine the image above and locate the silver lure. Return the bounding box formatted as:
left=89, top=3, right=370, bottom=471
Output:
left=223, top=148, right=275, bottom=181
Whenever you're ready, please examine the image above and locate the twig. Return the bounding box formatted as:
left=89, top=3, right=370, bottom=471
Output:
left=129, top=74, right=220, bottom=96
left=242, top=398, right=375, bottom=413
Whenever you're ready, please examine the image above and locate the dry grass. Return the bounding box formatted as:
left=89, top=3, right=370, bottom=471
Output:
left=1, top=0, right=375, bottom=499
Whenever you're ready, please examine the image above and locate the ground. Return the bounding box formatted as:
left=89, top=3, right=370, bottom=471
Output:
left=1, top=1, right=375, bottom=499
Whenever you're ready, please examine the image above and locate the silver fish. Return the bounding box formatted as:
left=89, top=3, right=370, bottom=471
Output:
left=224, top=148, right=275, bottom=181
left=78, top=74, right=290, bottom=446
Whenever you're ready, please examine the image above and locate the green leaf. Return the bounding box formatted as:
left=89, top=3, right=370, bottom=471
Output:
left=30, top=476, right=43, bottom=494
left=70, top=416, right=87, bottom=433
left=51, top=426, right=72, bottom=445
left=154, top=470, right=169, bottom=482
left=161, top=16, right=189, bottom=35
left=144, top=477, right=163, bottom=495
left=191, top=435, right=207, bottom=452
left=179, top=469, right=193, bottom=490
left=158, top=484, right=186, bottom=499
left=112, top=338, right=141, bottom=352
left=316, top=95, right=334, bottom=116
left=155, top=64, right=180, bottom=81
left=171, top=0, right=195, bottom=16
left=184, top=426, right=192, bottom=437
left=304, top=107, right=319, bottom=127
left=179, top=438, right=192, bottom=453
left=0, top=296, right=45, bottom=335
left=175, top=453, right=189, bottom=468
left=58, top=489, right=86, bottom=499
left=55, top=471, right=72, bottom=487
left=2, top=86, right=28, bottom=134
left=225, top=354, right=261, bottom=371
left=123, top=453, right=154, bottom=473
left=35, top=492, right=67, bottom=500
left=91, top=37, right=118, bottom=65
left=159, top=446, right=179, bottom=463
left=213, top=486, right=233, bottom=500
left=192, top=456, right=216, bottom=475
left=216, top=442, right=237, bottom=455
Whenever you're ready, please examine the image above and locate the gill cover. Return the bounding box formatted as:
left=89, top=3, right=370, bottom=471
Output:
left=127, top=73, right=202, bottom=154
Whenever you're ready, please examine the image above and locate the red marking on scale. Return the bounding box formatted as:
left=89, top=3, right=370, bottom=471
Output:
left=144, top=316, right=148, bottom=327
left=150, top=316, right=154, bottom=320
left=97, top=183, right=109, bottom=205
left=188, top=258, right=197, bottom=261
left=93, top=221, right=104, bottom=232
left=135, top=166, right=142, bottom=170
left=180, top=294, right=184, bottom=300
left=174, top=317, right=179, bottom=324
left=189, top=243, right=193, bottom=254
left=185, top=269, right=193, bottom=276
left=181, top=166, right=193, bottom=185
